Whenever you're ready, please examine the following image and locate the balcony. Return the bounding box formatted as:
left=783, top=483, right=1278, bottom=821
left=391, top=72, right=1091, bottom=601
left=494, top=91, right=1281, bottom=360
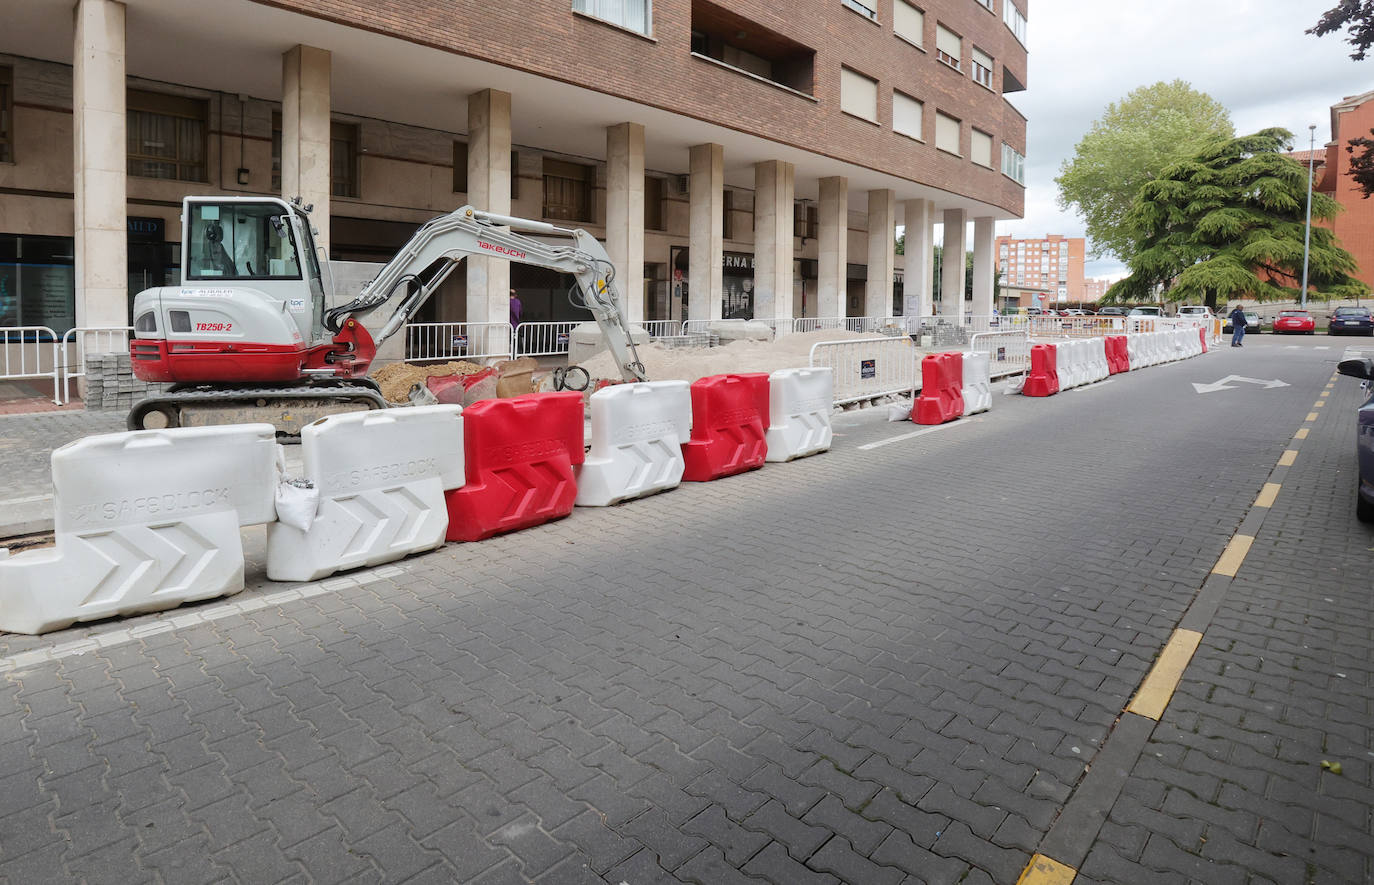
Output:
left=690, top=1, right=816, bottom=96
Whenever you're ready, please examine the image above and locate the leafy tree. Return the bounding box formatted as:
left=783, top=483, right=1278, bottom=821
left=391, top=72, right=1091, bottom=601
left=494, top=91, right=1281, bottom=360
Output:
left=1106, top=129, right=1362, bottom=308
left=1347, top=130, right=1374, bottom=197
left=1309, top=1, right=1374, bottom=60
left=1056, top=81, right=1234, bottom=263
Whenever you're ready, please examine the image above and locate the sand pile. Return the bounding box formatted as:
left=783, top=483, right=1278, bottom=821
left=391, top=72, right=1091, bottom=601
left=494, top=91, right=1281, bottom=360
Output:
left=372, top=360, right=485, bottom=403
left=577, top=329, right=884, bottom=384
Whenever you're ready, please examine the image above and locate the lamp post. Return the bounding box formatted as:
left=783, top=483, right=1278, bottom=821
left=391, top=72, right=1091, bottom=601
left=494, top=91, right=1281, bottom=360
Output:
left=1300, top=124, right=1316, bottom=310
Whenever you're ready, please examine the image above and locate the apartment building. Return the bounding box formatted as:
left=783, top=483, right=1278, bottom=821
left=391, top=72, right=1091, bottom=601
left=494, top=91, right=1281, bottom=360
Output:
left=995, top=234, right=1085, bottom=304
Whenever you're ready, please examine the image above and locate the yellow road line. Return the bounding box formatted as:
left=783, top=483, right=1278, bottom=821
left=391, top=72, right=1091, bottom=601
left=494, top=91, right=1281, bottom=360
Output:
left=1315, top=401, right=1325, bottom=409
left=1307, top=412, right=1319, bottom=422
left=1279, top=450, right=1298, bottom=466
left=1326, top=383, right=1335, bottom=390
left=1213, top=533, right=1255, bottom=576
left=1127, top=629, right=1204, bottom=720
left=1254, top=483, right=1281, bottom=508
left=1320, top=391, right=1330, bottom=398
left=1017, top=854, right=1077, bottom=885
left=1295, top=428, right=1309, bottom=440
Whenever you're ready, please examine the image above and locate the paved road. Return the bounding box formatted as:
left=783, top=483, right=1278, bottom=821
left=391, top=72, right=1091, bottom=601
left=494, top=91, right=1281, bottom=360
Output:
left=0, top=335, right=1370, bottom=884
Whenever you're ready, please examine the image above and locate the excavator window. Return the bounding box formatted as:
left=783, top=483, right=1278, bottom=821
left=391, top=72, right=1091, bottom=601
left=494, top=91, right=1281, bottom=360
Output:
left=186, top=202, right=303, bottom=281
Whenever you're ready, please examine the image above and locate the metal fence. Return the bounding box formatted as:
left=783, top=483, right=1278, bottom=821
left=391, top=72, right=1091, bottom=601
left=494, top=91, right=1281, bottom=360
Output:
left=641, top=320, right=681, bottom=339
left=808, top=336, right=919, bottom=405
left=513, top=321, right=579, bottom=358
left=969, top=330, right=1031, bottom=379
left=404, top=322, right=514, bottom=363
left=59, top=326, right=133, bottom=404
left=1, top=326, right=61, bottom=403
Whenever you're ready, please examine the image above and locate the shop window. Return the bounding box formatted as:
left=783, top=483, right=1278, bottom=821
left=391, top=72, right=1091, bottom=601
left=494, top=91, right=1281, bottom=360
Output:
left=895, top=1, right=925, bottom=47
left=543, top=158, right=595, bottom=222
left=573, top=0, right=651, bottom=35
left=127, top=89, right=208, bottom=182
left=331, top=121, right=360, bottom=199
left=0, top=234, right=77, bottom=334
left=840, top=67, right=878, bottom=122
left=645, top=175, right=665, bottom=231
left=0, top=66, right=12, bottom=163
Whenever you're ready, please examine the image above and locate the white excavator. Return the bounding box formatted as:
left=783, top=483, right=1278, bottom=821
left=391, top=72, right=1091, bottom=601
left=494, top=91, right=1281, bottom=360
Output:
left=127, top=196, right=647, bottom=435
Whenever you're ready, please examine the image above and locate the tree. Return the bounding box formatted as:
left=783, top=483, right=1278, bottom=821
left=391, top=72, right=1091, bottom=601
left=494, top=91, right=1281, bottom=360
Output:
left=1347, top=130, right=1374, bottom=197
left=1309, top=1, right=1374, bottom=60
left=1106, top=129, right=1362, bottom=309
left=1056, top=81, right=1234, bottom=263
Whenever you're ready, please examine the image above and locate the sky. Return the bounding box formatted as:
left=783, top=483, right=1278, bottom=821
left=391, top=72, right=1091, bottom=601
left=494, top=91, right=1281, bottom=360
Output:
left=997, top=0, right=1372, bottom=280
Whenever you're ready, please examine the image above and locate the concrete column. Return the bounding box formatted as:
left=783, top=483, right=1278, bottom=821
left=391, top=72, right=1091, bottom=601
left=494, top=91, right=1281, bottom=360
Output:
left=941, top=208, right=967, bottom=321
left=688, top=143, right=723, bottom=322
left=865, top=189, right=896, bottom=319
left=972, top=216, right=996, bottom=317
left=465, top=89, right=512, bottom=329
left=606, top=122, right=645, bottom=325
left=901, top=199, right=934, bottom=317
left=818, top=176, right=848, bottom=319
left=73, top=0, right=128, bottom=329
left=753, top=160, right=794, bottom=324
left=281, top=45, right=331, bottom=253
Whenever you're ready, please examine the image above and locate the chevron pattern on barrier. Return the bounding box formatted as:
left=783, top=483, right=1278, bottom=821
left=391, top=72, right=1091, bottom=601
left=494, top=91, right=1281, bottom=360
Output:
left=682, top=374, right=770, bottom=482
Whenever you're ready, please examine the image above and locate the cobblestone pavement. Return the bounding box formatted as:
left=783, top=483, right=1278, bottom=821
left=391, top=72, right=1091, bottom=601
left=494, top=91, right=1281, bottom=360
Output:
left=0, top=337, right=1369, bottom=883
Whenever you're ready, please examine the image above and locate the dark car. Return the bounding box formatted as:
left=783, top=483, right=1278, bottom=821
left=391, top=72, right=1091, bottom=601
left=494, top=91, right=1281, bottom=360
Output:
left=1330, top=306, right=1374, bottom=336
left=1097, top=306, right=1128, bottom=317
left=1336, top=356, right=1374, bottom=522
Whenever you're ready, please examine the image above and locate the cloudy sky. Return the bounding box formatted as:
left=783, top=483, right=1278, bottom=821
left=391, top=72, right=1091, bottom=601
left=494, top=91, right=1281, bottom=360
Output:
left=997, top=0, right=1371, bottom=280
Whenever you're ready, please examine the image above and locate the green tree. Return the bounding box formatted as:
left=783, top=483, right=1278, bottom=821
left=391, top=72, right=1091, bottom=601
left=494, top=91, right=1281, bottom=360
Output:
left=1309, top=1, right=1374, bottom=60
left=1346, top=130, right=1374, bottom=197
left=1056, top=81, right=1234, bottom=262
left=1106, top=129, right=1362, bottom=308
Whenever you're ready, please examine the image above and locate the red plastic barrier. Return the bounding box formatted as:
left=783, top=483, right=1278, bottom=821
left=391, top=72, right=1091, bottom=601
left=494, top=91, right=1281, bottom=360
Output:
left=682, top=373, right=770, bottom=482
left=1106, top=335, right=1128, bottom=374
left=1023, top=344, right=1061, bottom=397
left=912, top=352, right=965, bottom=425
left=1198, top=327, right=1208, bottom=353
left=445, top=392, right=585, bottom=542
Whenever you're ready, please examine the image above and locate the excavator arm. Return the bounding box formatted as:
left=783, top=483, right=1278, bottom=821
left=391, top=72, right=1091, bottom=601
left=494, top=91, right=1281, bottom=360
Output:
left=326, top=206, right=646, bottom=383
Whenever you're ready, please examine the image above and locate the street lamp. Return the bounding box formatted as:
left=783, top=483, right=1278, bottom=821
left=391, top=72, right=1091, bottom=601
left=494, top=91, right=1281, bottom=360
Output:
left=1300, top=124, right=1316, bottom=310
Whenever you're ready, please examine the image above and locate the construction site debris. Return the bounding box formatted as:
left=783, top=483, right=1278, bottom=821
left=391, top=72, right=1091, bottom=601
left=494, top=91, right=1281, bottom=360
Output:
left=575, top=329, right=884, bottom=385
left=373, top=360, right=485, bottom=403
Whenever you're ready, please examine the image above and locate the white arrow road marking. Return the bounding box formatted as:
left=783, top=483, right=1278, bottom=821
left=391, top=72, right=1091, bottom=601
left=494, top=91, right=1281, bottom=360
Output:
left=859, top=417, right=980, bottom=451
left=1192, top=375, right=1291, bottom=394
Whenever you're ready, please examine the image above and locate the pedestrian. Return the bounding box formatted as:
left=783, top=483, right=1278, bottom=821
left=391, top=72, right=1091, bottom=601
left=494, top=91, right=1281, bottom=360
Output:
left=1229, top=303, right=1248, bottom=347
left=509, top=289, right=522, bottom=327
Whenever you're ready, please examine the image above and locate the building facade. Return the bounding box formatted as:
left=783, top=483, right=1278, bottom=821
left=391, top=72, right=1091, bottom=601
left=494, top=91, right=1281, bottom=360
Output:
left=0, top=0, right=1029, bottom=338
left=1304, top=89, right=1374, bottom=293
left=1083, top=278, right=1109, bottom=302
left=995, top=234, right=1084, bottom=304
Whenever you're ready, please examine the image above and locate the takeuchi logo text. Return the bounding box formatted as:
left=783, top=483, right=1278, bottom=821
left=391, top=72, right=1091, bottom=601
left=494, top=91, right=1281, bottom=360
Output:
left=479, top=242, right=526, bottom=260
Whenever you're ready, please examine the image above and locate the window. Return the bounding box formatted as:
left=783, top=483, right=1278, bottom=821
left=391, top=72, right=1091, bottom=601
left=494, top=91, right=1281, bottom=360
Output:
left=893, top=92, right=923, bottom=140
left=0, top=234, right=76, bottom=333
left=645, top=175, right=664, bottom=230
left=1001, top=142, right=1025, bottom=184
left=127, top=90, right=208, bottom=182
left=935, top=25, right=961, bottom=69
left=543, top=158, right=594, bottom=222
left=894, top=1, right=925, bottom=47
left=722, top=189, right=734, bottom=240
left=0, top=66, right=12, bottom=163
left=840, top=67, right=878, bottom=122
left=185, top=201, right=302, bottom=280
left=972, top=48, right=994, bottom=89
left=936, top=112, right=960, bottom=155
left=331, top=122, right=359, bottom=198
left=573, top=0, right=651, bottom=36
left=975, top=0, right=993, bottom=9
left=971, top=129, right=993, bottom=167
left=841, top=0, right=878, bottom=22
left=1003, top=1, right=1027, bottom=45
left=690, top=4, right=815, bottom=95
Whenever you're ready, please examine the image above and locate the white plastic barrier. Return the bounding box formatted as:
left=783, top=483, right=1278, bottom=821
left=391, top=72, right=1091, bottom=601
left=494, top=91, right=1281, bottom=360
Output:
left=1061, top=339, right=1089, bottom=389
left=960, top=351, right=992, bottom=416
left=1087, top=338, right=1110, bottom=383
left=766, top=367, right=834, bottom=462
left=0, top=425, right=277, bottom=634
left=1126, top=334, right=1142, bottom=370
left=576, top=381, right=692, bottom=506
left=265, top=406, right=465, bottom=582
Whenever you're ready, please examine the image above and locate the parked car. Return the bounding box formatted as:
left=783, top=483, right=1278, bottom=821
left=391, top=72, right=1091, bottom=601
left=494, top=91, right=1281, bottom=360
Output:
left=1274, top=309, right=1317, bottom=334
left=1329, top=306, right=1374, bottom=336
left=1222, top=310, right=1261, bottom=334
left=1097, top=306, right=1128, bottom=317
left=1061, top=308, right=1088, bottom=316
left=1335, top=356, right=1374, bottom=522
left=1177, top=306, right=1214, bottom=321
left=1128, top=306, right=1164, bottom=317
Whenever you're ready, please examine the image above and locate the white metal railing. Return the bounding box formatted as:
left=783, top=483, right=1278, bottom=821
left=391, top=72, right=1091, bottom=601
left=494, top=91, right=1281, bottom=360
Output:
left=641, top=320, right=681, bottom=339
left=0, top=326, right=61, bottom=404
left=970, top=330, right=1031, bottom=379
left=59, top=326, right=133, bottom=404
left=404, top=322, right=513, bottom=363
left=809, top=336, right=919, bottom=405
left=513, top=321, right=579, bottom=358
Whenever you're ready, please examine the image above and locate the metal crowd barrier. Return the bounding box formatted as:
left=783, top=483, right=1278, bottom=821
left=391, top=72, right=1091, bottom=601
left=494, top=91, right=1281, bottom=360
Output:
left=404, top=322, right=514, bottom=363
left=969, top=330, right=1031, bottom=380
left=641, top=320, right=682, bottom=339
left=59, top=326, right=133, bottom=404
left=808, top=336, right=919, bottom=406
left=513, top=321, right=579, bottom=358
left=0, top=326, right=61, bottom=404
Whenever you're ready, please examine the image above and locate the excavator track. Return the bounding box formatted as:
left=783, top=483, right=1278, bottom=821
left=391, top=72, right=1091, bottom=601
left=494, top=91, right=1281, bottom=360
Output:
left=128, top=380, right=389, bottom=439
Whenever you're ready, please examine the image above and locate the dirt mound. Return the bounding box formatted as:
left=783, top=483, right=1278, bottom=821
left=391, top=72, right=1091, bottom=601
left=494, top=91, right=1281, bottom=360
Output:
left=372, top=360, right=485, bottom=403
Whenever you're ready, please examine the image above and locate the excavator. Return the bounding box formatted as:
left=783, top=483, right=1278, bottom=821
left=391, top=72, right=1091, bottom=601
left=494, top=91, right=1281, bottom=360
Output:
left=127, top=196, right=647, bottom=434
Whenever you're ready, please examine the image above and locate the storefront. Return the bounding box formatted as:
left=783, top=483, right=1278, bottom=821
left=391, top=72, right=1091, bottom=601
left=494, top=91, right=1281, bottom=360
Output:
left=668, top=247, right=757, bottom=321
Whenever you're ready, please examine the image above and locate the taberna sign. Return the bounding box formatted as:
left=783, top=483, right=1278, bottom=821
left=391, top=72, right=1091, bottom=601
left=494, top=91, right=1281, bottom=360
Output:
left=127, top=217, right=166, bottom=243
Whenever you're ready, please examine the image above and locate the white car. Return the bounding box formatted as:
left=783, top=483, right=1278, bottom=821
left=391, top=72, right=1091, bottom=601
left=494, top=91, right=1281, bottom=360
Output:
left=1128, top=307, right=1164, bottom=317
left=1177, top=306, right=1214, bottom=321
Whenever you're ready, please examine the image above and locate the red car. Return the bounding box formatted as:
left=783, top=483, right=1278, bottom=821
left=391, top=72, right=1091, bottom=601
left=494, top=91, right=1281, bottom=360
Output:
left=1274, top=309, right=1316, bottom=335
